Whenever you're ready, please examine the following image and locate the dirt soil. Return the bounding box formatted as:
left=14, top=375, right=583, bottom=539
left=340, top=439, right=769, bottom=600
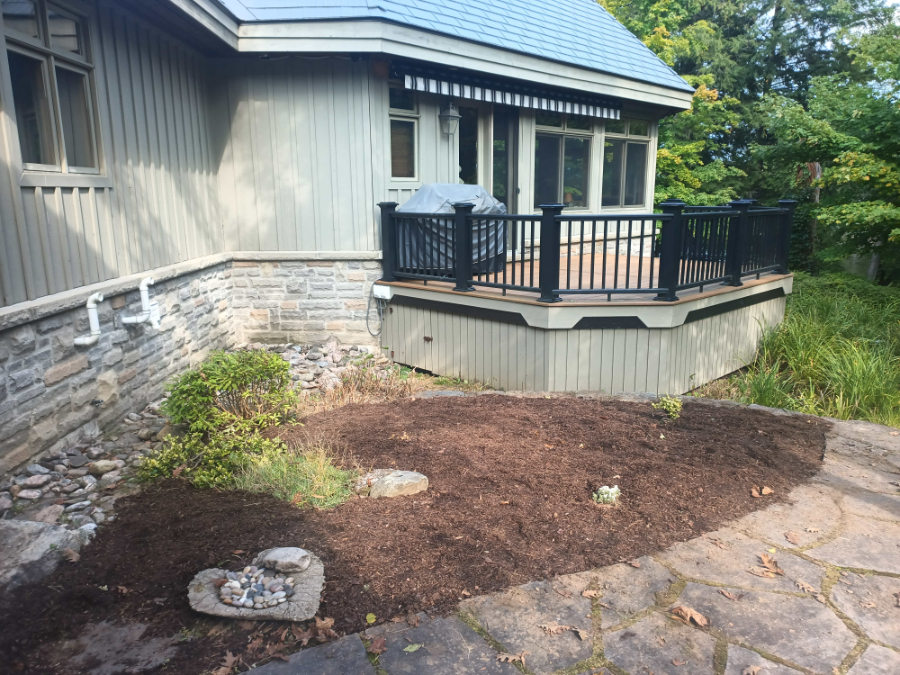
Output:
left=0, top=396, right=828, bottom=675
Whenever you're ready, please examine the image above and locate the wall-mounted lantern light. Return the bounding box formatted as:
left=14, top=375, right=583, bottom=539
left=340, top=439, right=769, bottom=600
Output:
left=439, top=102, right=461, bottom=136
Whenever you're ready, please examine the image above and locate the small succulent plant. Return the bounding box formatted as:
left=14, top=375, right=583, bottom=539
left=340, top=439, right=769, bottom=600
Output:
left=592, top=485, right=621, bottom=505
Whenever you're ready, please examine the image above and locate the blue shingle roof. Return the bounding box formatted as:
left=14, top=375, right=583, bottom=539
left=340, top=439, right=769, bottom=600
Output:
left=215, top=0, right=693, bottom=93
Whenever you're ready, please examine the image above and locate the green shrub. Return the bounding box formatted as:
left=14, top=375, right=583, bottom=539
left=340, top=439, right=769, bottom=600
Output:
left=138, top=431, right=286, bottom=489
left=161, top=350, right=298, bottom=433
left=652, top=394, right=683, bottom=420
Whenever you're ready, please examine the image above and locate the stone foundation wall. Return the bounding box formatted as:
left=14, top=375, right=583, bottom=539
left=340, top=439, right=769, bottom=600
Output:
left=0, top=263, right=234, bottom=475
left=231, top=259, right=382, bottom=347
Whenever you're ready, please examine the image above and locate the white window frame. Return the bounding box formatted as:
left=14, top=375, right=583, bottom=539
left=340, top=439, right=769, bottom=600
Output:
left=2, top=0, right=101, bottom=176
left=533, top=112, right=594, bottom=212
left=601, top=117, right=652, bottom=210
left=388, top=84, right=419, bottom=182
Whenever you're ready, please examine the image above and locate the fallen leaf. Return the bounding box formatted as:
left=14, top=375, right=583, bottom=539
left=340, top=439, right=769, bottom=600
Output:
left=812, top=592, right=827, bottom=604
left=573, top=628, right=590, bottom=641
left=497, top=651, right=529, bottom=666
left=889, top=431, right=899, bottom=436
left=671, top=606, right=708, bottom=627
left=291, top=625, right=315, bottom=646
left=806, top=527, right=820, bottom=533
left=861, top=601, right=877, bottom=609
left=709, top=538, right=730, bottom=550
left=893, top=592, right=900, bottom=608
left=760, top=554, right=785, bottom=576
left=172, top=464, right=186, bottom=478
left=366, top=613, right=377, bottom=625
left=232, top=550, right=246, bottom=554
left=748, top=567, right=776, bottom=578
left=403, top=643, right=422, bottom=653
left=796, top=581, right=816, bottom=594
left=499, top=501, right=510, bottom=505
left=406, top=612, right=420, bottom=627
left=207, top=624, right=229, bottom=638
left=784, top=531, right=801, bottom=545
left=553, top=586, right=572, bottom=599
left=368, top=636, right=387, bottom=655
left=213, top=578, right=228, bottom=588
left=539, top=622, right=572, bottom=635
left=743, top=667, right=762, bottom=675
left=718, top=589, right=744, bottom=602
left=628, top=560, right=641, bottom=568
left=762, top=486, right=774, bottom=495
left=212, top=651, right=239, bottom=675
left=116, top=586, right=130, bottom=595
left=673, top=659, right=687, bottom=666
left=582, top=589, right=600, bottom=599
left=63, top=548, right=80, bottom=563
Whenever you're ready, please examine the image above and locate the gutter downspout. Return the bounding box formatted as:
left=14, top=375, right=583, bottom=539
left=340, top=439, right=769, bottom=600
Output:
left=121, top=277, right=159, bottom=329
left=74, top=293, right=105, bottom=347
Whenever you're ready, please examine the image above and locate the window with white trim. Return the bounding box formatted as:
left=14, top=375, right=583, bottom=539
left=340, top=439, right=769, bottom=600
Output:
left=2, top=0, right=99, bottom=174
left=601, top=118, right=651, bottom=208
left=533, top=111, right=592, bottom=209
left=388, top=85, right=417, bottom=180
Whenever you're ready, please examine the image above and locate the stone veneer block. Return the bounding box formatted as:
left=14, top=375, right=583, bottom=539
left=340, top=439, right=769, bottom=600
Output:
left=605, top=613, right=717, bottom=675
left=830, top=572, right=900, bottom=648
left=806, top=515, right=900, bottom=574
left=846, top=645, right=900, bottom=675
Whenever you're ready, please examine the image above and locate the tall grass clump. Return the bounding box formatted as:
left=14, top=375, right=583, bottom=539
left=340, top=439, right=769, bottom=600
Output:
left=723, top=274, right=900, bottom=427
left=305, top=354, right=421, bottom=413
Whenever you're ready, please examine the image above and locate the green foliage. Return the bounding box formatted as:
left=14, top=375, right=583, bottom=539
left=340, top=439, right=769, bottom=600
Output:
left=725, top=274, right=900, bottom=427
left=138, top=430, right=286, bottom=489
left=652, top=394, right=683, bottom=420
left=161, top=350, right=298, bottom=433
left=592, top=485, right=621, bottom=505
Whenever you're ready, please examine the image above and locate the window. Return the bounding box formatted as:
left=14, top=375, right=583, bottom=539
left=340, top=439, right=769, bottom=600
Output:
left=458, top=106, right=478, bottom=184
left=601, top=118, right=651, bottom=208
left=533, top=113, right=592, bottom=209
left=3, top=0, right=99, bottom=173
left=388, top=85, right=417, bottom=179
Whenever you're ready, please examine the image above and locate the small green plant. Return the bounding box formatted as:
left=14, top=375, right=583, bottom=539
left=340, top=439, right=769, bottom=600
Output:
left=592, top=485, right=621, bottom=505
left=652, top=394, right=683, bottom=420
left=161, top=350, right=298, bottom=434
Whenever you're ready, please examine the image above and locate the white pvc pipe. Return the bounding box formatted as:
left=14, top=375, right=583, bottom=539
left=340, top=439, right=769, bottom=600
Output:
left=74, top=293, right=105, bottom=347
left=121, top=276, right=159, bottom=329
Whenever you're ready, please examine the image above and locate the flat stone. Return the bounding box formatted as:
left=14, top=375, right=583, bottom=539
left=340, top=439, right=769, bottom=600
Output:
left=725, top=646, right=803, bottom=674
left=813, top=455, right=900, bottom=495
left=188, top=556, right=324, bottom=621
left=65, top=621, right=178, bottom=675
left=355, top=470, right=429, bottom=499
left=604, top=613, right=717, bottom=675
left=736, top=483, right=843, bottom=548
left=378, top=616, right=520, bottom=675
left=827, top=418, right=900, bottom=458
left=253, top=547, right=311, bottom=573
left=847, top=645, right=900, bottom=675
left=88, top=460, right=117, bottom=476
left=461, top=576, right=592, bottom=675
left=98, top=470, right=123, bottom=488
left=416, top=390, right=467, bottom=399
left=0, top=520, right=82, bottom=589
left=659, top=527, right=825, bottom=592
left=570, top=555, right=673, bottom=629
left=805, top=515, right=900, bottom=573
left=67, top=455, right=90, bottom=468
left=674, top=582, right=856, bottom=672
left=21, top=474, right=53, bottom=488
left=25, top=464, right=50, bottom=475
left=17, top=489, right=42, bottom=500
left=830, top=572, right=900, bottom=648
left=840, top=490, right=900, bottom=522
left=247, top=635, right=373, bottom=675
left=29, top=504, right=65, bottom=524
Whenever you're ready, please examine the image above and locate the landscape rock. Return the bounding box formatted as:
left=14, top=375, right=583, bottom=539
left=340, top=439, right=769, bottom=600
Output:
left=30, top=504, right=65, bottom=524
left=17, top=489, right=42, bottom=500
left=355, top=470, right=429, bottom=499
left=25, top=464, right=49, bottom=476
left=0, top=520, right=82, bottom=589
left=88, top=460, right=117, bottom=476
left=21, top=474, right=53, bottom=488
left=253, top=547, right=311, bottom=573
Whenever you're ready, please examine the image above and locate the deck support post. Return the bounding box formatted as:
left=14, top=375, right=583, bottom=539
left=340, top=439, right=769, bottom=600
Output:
left=452, top=202, right=476, bottom=292
left=727, top=199, right=753, bottom=287
left=378, top=202, right=399, bottom=282
left=655, top=199, right=685, bottom=302
left=777, top=200, right=798, bottom=274
left=537, top=204, right=564, bottom=303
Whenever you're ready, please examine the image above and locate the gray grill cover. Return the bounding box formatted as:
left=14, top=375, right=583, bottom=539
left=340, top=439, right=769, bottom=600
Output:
left=395, top=184, right=507, bottom=275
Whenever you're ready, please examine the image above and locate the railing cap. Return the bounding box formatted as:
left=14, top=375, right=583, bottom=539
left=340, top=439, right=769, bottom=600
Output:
left=538, top=203, right=565, bottom=210
left=659, top=198, right=687, bottom=205
left=377, top=201, right=399, bottom=208
left=451, top=202, right=477, bottom=211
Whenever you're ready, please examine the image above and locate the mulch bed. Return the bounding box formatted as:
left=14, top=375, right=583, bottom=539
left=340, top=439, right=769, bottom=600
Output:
left=0, top=396, right=828, bottom=674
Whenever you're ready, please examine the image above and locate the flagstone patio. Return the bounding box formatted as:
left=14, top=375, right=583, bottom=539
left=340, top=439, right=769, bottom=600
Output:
left=249, top=403, right=900, bottom=675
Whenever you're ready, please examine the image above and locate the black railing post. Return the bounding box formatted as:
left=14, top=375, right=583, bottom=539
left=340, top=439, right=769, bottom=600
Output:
left=726, top=199, right=752, bottom=286
left=538, top=204, right=564, bottom=303
left=777, top=199, right=798, bottom=274
left=655, top=199, right=685, bottom=301
left=378, top=201, right=399, bottom=282
left=452, top=202, right=476, bottom=292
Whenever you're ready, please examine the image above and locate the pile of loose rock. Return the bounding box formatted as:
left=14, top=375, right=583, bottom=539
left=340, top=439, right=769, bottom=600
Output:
left=235, top=341, right=393, bottom=394
left=218, top=566, right=296, bottom=609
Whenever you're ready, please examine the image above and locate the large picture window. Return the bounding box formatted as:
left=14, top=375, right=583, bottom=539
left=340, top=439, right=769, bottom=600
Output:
left=601, top=118, right=650, bottom=208
left=533, top=112, right=592, bottom=209
left=2, top=0, right=99, bottom=174
left=388, top=85, right=417, bottom=179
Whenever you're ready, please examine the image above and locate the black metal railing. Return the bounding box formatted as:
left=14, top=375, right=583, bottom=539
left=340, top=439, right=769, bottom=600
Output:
left=379, top=198, right=796, bottom=303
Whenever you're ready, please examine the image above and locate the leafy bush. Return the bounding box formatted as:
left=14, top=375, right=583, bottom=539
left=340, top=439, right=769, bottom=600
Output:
left=161, top=350, right=298, bottom=433
left=138, top=431, right=286, bottom=489
left=652, top=395, right=683, bottom=420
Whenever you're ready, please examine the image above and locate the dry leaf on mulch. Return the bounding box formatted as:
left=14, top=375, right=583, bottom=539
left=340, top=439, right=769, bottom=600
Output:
left=671, top=605, right=709, bottom=627
left=63, top=548, right=80, bottom=563
left=212, top=651, right=239, bottom=675
left=750, top=485, right=775, bottom=498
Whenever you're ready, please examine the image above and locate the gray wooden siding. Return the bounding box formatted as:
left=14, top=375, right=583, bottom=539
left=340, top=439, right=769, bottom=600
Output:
left=0, top=4, right=221, bottom=308
left=382, top=296, right=786, bottom=394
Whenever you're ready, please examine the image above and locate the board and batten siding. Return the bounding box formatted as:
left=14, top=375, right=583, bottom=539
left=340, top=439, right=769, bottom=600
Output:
left=382, top=294, right=785, bottom=394
left=0, top=3, right=222, bottom=309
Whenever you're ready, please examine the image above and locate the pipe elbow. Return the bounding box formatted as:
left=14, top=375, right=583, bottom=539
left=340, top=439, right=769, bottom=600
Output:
left=75, top=292, right=104, bottom=347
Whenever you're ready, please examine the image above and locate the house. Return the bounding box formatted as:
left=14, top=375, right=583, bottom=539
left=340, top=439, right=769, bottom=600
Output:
left=0, top=0, right=792, bottom=473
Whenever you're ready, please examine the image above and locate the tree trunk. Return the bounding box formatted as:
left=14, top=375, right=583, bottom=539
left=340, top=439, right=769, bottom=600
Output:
left=867, top=254, right=880, bottom=282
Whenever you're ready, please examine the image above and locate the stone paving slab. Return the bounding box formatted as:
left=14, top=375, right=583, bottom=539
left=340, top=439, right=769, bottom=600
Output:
left=576, top=555, right=674, bottom=629
left=846, top=644, right=900, bottom=675
left=830, top=572, right=900, bottom=649
left=377, top=616, right=520, bottom=675
left=826, top=419, right=900, bottom=457
left=604, top=612, right=717, bottom=675
left=840, top=489, right=900, bottom=522
left=736, top=483, right=843, bottom=549
left=248, top=635, right=373, bottom=675
left=813, top=455, right=900, bottom=495
left=724, top=646, right=803, bottom=674
left=805, top=514, right=900, bottom=574
left=460, top=577, right=593, bottom=675
left=658, top=527, right=826, bottom=593
left=674, top=582, right=857, bottom=673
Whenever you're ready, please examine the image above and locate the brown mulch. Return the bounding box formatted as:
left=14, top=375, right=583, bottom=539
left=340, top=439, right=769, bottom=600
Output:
left=0, top=396, right=828, bottom=675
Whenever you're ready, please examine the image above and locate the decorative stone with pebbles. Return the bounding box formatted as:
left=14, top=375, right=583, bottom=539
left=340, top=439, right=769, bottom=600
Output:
left=188, top=548, right=324, bottom=621
left=354, top=469, right=429, bottom=498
